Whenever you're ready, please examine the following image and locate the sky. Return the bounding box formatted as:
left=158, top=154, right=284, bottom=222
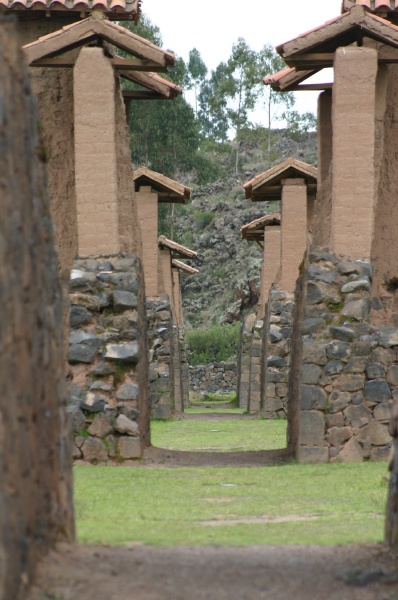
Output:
left=141, top=0, right=343, bottom=123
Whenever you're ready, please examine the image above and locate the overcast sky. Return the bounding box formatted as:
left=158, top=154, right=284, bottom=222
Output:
left=142, top=0, right=343, bottom=120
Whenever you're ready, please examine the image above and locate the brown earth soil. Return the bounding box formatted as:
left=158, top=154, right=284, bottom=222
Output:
left=25, top=541, right=398, bottom=600
left=143, top=445, right=293, bottom=467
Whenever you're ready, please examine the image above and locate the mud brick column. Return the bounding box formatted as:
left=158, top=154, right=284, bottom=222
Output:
left=317, top=90, right=333, bottom=188
left=136, top=186, right=159, bottom=296
left=331, top=46, right=377, bottom=259
left=74, top=47, right=119, bottom=256
left=160, top=249, right=175, bottom=314
left=260, top=227, right=281, bottom=317
left=279, top=178, right=307, bottom=292
left=247, top=320, right=264, bottom=413
left=172, top=268, right=184, bottom=325
left=237, top=315, right=255, bottom=409
left=179, top=327, right=190, bottom=407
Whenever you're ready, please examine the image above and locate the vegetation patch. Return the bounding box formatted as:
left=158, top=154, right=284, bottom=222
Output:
left=186, top=322, right=240, bottom=365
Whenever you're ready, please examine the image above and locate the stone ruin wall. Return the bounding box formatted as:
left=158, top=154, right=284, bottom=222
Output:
left=0, top=19, right=74, bottom=600
left=147, top=297, right=174, bottom=419
left=291, top=246, right=395, bottom=464
left=189, top=361, right=238, bottom=397
left=67, top=255, right=150, bottom=464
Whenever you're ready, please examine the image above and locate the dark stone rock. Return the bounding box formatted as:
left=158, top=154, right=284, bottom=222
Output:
left=307, top=281, right=328, bottom=305
left=119, top=405, right=140, bottom=420
left=324, top=360, right=344, bottom=376
left=112, top=290, right=138, bottom=312
left=342, top=298, right=370, bottom=321
left=371, top=346, right=395, bottom=366
left=98, top=261, right=114, bottom=271
left=69, top=331, right=100, bottom=345
left=270, top=290, right=286, bottom=301
left=333, top=374, right=365, bottom=392
left=328, top=391, right=351, bottom=413
left=343, top=357, right=367, bottom=374
left=299, top=446, right=329, bottom=464
left=79, top=392, right=106, bottom=413
left=87, top=413, right=113, bottom=438
left=66, top=406, right=86, bottom=433
left=70, top=305, right=92, bottom=328
left=386, top=365, right=398, bottom=386
left=104, top=342, right=139, bottom=363
left=352, top=392, right=365, bottom=405
left=379, top=327, right=398, bottom=348
left=301, top=385, right=327, bottom=410
left=351, top=341, right=371, bottom=356
left=326, top=341, right=351, bottom=360
left=302, top=341, right=327, bottom=366
left=302, top=364, right=322, bottom=385
left=110, top=272, right=138, bottom=293
left=326, top=426, right=352, bottom=447
left=95, top=292, right=112, bottom=308
left=115, top=383, right=139, bottom=401
left=270, top=326, right=282, bottom=343
left=81, top=438, right=108, bottom=463
left=329, top=326, right=356, bottom=342
left=281, top=327, right=291, bottom=340
left=91, top=363, right=115, bottom=377
left=371, top=296, right=384, bottom=311
left=302, top=318, right=326, bottom=334
left=308, top=265, right=339, bottom=284
left=267, top=356, right=287, bottom=367
left=364, top=380, right=391, bottom=404
left=90, top=381, right=113, bottom=392
left=341, top=279, right=370, bottom=293
left=343, top=404, right=372, bottom=428
left=365, top=363, right=385, bottom=380
left=68, top=343, right=100, bottom=365
left=152, top=404, right=172, bottom=419
left=300, top=411, right=325, bottom=445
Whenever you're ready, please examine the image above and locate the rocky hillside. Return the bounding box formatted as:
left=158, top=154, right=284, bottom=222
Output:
left=175, top=129, right=317, bottom=328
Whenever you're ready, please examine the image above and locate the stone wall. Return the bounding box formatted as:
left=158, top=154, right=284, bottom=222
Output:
left=263, top=290, right=294, bottom=418
left=292, top=246, right=394, bottom=463
left=147, top=297, right=174, bottom=419
left=190, top=362, right=237, bottom=396
left=67, top=254, right=150, bottom=463
left=0, top=19, right=73, bottom=600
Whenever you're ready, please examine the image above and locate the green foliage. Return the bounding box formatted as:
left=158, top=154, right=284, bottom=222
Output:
left=186, top=322, right=240, bottom=365
left=282, top=110, right=317, bottom=142
left=194, top=210, right=215, bottom=230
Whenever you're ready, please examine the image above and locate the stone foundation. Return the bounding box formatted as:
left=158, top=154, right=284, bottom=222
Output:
left=189, top=361, right=238, bottom=396
left=292, top=246, right=395, bottom=463
left=263, top=290, right=294, bottom=418
left=147, top=297, right=174, bottom=419
left=67, top=254, right=150, bottom=463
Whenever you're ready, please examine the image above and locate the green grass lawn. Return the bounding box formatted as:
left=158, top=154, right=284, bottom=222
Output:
left=74, top=462, right=388, bottom=546
left=185, top=407, right=246, bottom=414
left=150, top=418, right=287, bottom=451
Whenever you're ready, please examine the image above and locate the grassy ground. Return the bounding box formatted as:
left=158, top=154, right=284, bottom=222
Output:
left=74, top=462, right=388, bottom=546
left=151, top=418, right=287, bottom=451
left=185, top=407, right=246, bottom=414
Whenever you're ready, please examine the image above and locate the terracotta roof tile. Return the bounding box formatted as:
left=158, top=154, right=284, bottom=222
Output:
left=343, top=0, right=398, bottom=12
left=133, top=166, right=190, bottom=202
left=241, top=213, right=281, bottom=241
left=158, top=236, right=198, bottom=259
left=172, top=259, right=199, bottom=275
left=1, top=0, right=140, bottom=18
left=263, top=66, right=319, bottom=91
left=244, top=158, right=317, bottom=202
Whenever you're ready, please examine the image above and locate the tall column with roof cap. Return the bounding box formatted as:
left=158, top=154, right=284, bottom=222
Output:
left=261, top=226, right=281, bottom=314
left=136, top=185, right=159, bottom=296
left=279, top=178, right=307, bottom=292
left=331, top=46, right=378, bottom=259
left=74, top=46, right=120, bottom=256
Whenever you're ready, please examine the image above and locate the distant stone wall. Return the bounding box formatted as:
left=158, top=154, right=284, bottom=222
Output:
left=189, top=362, right=237, bottom=396
left=292, top=246, right=394, bottom=463
left=67, top=254, right=150, bottom=463
left=147, top=297, right=174, bottom=419
left=0, top=19, right=73, bottom=600
left=263, top=290, right=294, bottom=418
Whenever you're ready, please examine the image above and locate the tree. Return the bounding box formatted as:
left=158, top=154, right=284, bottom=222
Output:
left=187, top=48, right=207, bottom=116
left=257, top=44, right=295, bottom=154
left=225, top=38, right=261, bottom=172
left=282, top=110, right=317, bottom=141
left=198, top=62, right=230, bottom=143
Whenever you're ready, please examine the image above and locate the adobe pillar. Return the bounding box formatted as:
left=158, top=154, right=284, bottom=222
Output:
left=135, top=186, right=159, bottom=296
left=279, top=179, right=307, bottom=293
left=160, top=249, right=175, bottom=313
left=331, top=46, right=377, bottom=259
left=74, top=47, right=119, bottom=256
left=261, top=226, right=281, bottom=312
left=172, top=269, right=184, bottom=325
left=317, top=90, right=333, bottom=188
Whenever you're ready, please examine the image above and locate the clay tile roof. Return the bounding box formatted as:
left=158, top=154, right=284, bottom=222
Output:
left=158, top=236, right=198, bottom=259
left=263, top=66, right=320, bottom=92
left=241, top=213, right=281, bottom=241
left=343, top=0, right=398, bottom=13
left=23, top=13, right=175, bottom=69
left=1, top=0, right=141, bottom=19
left=133, top=166, right=191, bottom=202
left=244, top=158, right=317, bottom=202
left=120, top=70, right=182, bottom=99
left=172, top=259, right=199, bottom=275
left=277, top=6, right=398, bottom=63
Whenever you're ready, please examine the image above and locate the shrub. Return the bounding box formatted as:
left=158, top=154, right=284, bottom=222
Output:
left=186, top=322, right=240, bottom=365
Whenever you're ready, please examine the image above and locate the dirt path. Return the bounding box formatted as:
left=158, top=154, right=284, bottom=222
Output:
left=143, top=445, right=293, bottom=467
left=26, top=542, right=398, bottom=600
